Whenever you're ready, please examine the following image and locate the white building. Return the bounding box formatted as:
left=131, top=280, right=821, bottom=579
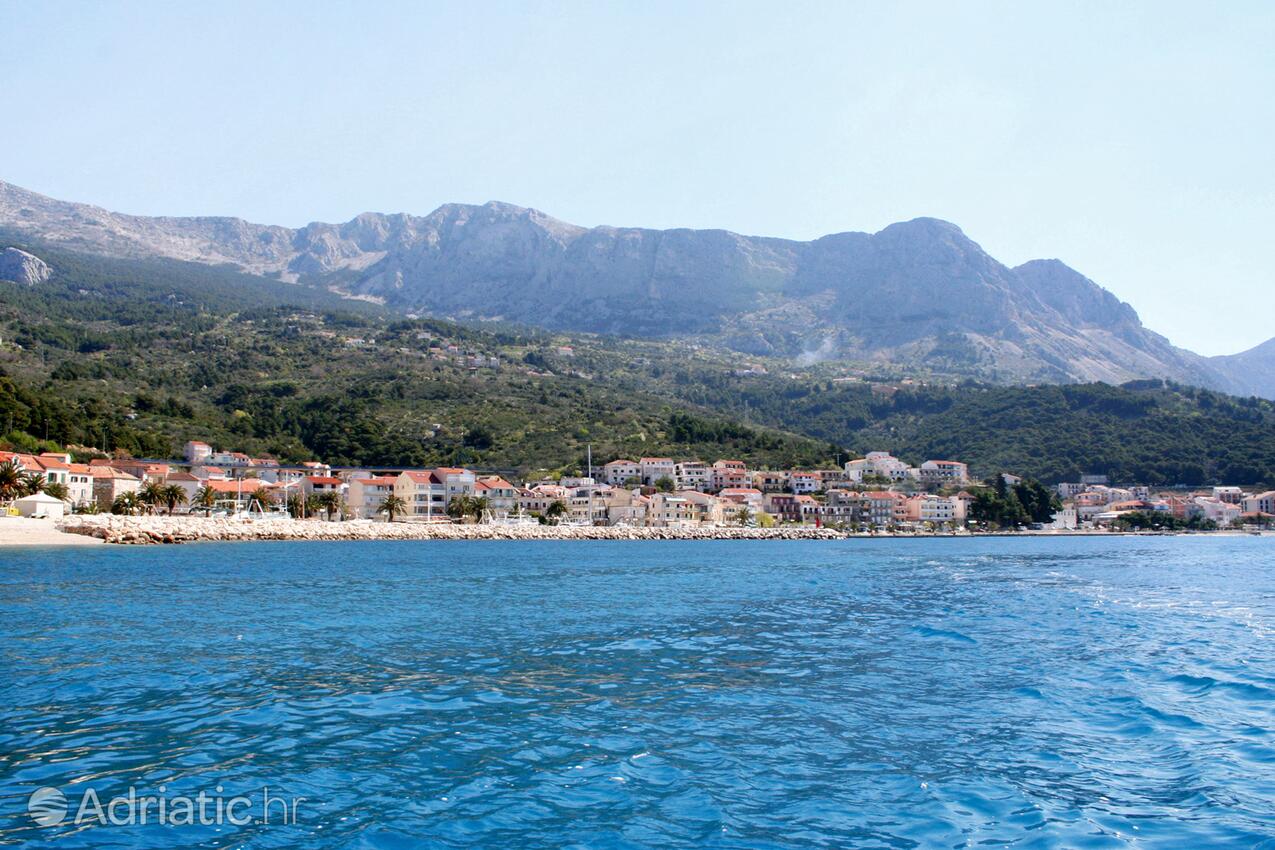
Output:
left=789, top=471, right=823, bottom=494
left=1194, top=497, right=1242, bottom=526
left=183, top=440, right=212, bottom=464
left=1049, top=508, right=1079, bottom=530
left=434, top=467, right=477, bottom=504
left=476, top=476, right=519, bottom=516
left=208, top=450, right=251, bottom=467
left=916, top=460, right=970, bottom=486
left=845, top=451, right=912, bottom=483
left=602, top=460, right=640, bottom=486
left=639, top=457, right=676, bottom=487
left=66, top=463, right=94, bottom=508
left=1242, top=491, right=1275, bottom=516
left=648, top=493, right=696, bottom=526
left=674, top=461, right=712, bottom=492
left=1057, top=482, right=1086, bottom=499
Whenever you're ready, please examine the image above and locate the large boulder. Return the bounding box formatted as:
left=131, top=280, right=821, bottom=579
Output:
left=0, top=247, right=51, bottom=285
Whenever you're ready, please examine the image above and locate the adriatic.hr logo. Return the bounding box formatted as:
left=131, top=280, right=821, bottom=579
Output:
left=24, top=784, right=306, bottom=828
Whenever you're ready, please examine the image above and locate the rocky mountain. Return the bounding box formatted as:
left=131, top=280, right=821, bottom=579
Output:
left=0, top=247, right=52, bottom=285
left=0, top=179, right=1258, bottom=393
left=1208, top=337, right=1275, bottom=400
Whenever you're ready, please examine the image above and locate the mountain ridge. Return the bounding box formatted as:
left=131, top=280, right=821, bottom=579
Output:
left=2, top=179, right=1269, bottom=396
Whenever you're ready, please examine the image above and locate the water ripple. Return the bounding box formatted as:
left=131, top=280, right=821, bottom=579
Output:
left=1, top=537, right=1273, bottom=848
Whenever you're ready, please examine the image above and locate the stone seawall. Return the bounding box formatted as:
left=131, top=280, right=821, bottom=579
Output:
left=57, top=516, right=849, bottom=545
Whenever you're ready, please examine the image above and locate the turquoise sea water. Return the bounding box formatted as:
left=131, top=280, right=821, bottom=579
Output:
left=1, top=537, right=1273, bottom=848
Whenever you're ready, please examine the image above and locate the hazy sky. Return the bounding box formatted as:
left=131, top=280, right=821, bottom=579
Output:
left=2, top=1, right=1271, bottom=355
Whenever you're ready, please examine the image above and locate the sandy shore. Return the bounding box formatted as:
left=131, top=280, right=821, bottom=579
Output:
left=0, top=516, right=106, bottom=546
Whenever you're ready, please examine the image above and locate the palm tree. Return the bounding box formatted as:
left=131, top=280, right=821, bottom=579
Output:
left=315, top=490, right=343, bottom=521
left=111, top=491, right=141, bottom=515
left=0, top=459, right=21, bottom=503
left=193, top=484, right=217, bottom=516
left=544, top=499, right=568, bottom=525
left=445, top=496, right=467, bottom=521
left=161, top=484, right=187, bottom=515
left=138, top=481, right=166, bottom=515
left=286, top=492, right=306, bottom=519
left=18, top=471, right=47, bottom=497
left=42, top=481, right=69, bottom=502
left=377, top=493, right=407, bottom=522
left=446, top=495, right=485, bottom=522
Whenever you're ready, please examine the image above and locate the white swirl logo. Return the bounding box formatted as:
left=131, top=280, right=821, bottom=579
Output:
left=28, top=786, right=68, bottom=827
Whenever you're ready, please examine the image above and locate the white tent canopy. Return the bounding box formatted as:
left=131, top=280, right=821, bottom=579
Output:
left=13, top=491, right=66, bottom=519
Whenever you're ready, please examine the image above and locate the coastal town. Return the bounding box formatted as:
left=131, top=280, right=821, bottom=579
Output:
left=2, top=439, right=1272, bottom=539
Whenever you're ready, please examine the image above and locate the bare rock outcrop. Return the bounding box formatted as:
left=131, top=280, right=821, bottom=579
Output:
left=0, top=247, right=51, bottom=285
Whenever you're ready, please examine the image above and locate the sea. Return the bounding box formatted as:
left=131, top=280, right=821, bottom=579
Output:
left=1, top=537, right=1273, bottom=849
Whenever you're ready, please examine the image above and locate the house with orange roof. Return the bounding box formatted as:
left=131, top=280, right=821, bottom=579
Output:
left=710, top=460, right=751, bottom=492
left=789, top=471, right=823, bottom=494
left=1243, top=491, right=1275, bottom=516
left=302, top=476, right=345, bottom=498
left=433, top=467, right=477, bottom=503
left=517, top=483, right=572, bottom=515
left=394, top=470, right=447, bottom=519
left=190, top=465, right=227, bottom=481
left=164, top=471, right=203, bottom=504
left=752, top=470, right=790, bottom=493
left=763, top=493, right=802, bottom=523
left=35, top=452, right=72, bottom=487
left=903, top=494, right=964, bottom=526
left=476, top=476, right=518, bottom=515
left=863, top=491, right=907, bottom=527
left=349, top=476, right=398, bottom=519
left=91, top=466, right=141, bottom=509
left=198, top=478, right=273, bottom=510
left=718, top=487, right=764, bottom=511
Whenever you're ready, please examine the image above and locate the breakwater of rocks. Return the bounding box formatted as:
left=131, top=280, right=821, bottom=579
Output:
left=57, top=516, right=849, bottom=545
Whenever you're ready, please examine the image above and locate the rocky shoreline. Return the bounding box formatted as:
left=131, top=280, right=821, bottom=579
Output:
left=56, top=516, right=851, bottom=545
left=48, top=516, right=1270, bottom=546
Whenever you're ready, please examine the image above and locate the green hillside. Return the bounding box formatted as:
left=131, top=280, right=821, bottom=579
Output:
left=0, top=245, right=835, bottom=472
left=1, top=242, right=1272, bottom=486
left=682, top=377, right=1275, bottom=486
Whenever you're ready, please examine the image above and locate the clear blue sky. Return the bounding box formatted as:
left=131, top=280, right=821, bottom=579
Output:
left=2, top=1, right=1271, bottom=355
